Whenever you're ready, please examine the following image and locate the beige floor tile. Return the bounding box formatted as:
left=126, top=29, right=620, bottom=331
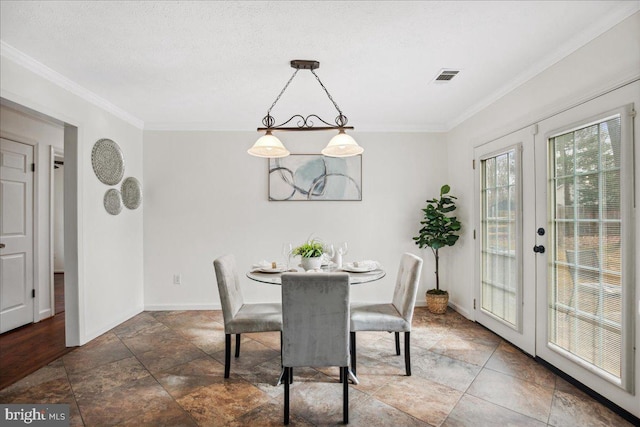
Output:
left=485, top=341, right=556, bottom=389
left=373, top=375, right=463, bottom=425
left=443, top=394, right=546, bottom=427
left=548, top=388, right=634, bottom=427
left=467, top=368, right=554, bottom=423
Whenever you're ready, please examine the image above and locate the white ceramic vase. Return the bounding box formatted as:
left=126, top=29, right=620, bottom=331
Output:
left=301, top=256, right=322, bottom=271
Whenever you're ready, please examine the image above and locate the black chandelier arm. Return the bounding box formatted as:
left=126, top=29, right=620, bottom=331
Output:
left=310, top=69, right=346, bottom=120
left=266, top=68, right=299, bottom=116
left=258, top=114, right=353, bottom=131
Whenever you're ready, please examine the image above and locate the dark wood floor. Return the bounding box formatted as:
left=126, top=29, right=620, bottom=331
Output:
left=0, top=273, right=70, bottom=390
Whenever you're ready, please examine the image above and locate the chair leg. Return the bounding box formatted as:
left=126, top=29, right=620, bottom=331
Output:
left=395, top=332, right=400, bottom=355
left=224, top=334, right=231, bottom=378
left=284, top=367, right=290, bottom=425
left=235, top=334, right=241, bottom=358
left=404, top=332, right=411, bottom=376
left=350, top=332, right=357, bottom=376
left=290, top=368, right=293, bottom=384
left=343, top=366, right=349, bottom=424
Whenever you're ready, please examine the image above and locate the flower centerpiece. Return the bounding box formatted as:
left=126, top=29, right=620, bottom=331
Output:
left=293, top=239, right=324, bottom=271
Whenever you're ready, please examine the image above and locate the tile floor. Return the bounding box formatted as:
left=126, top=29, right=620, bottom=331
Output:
left=0, top=307, right=633, bottom=426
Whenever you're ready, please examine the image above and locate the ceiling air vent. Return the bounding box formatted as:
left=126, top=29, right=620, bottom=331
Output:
left=433, top=69, right=460, bottom=83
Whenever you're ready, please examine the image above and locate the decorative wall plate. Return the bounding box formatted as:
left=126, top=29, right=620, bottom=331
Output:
left=121, top=177, right=142, bottom=209
left=92, top=138, right=124, bottom=185
left=104, top=188, right=123, bottom=215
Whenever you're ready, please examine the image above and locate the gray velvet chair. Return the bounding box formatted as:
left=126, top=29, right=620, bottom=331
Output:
left=281, top=272, right=350, bottom=425
left=213, top=254, right=283, bottom=378
left=349, top=252, right=423, bottom=376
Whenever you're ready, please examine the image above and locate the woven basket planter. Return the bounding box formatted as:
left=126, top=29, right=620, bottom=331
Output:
left=426, top=292, right=449, bottom=314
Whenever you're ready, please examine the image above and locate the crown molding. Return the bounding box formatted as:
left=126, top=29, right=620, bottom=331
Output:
left=1, top=41, right=144, bottom=129
left=447, top=4, right=640, bottom=131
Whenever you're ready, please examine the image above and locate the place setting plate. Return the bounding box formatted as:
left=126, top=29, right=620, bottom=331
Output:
left=257, top=267, right=288, bottom=273
left=252, top=262, right=287, bottom=273
left=341, top=262, right=379, bottom=273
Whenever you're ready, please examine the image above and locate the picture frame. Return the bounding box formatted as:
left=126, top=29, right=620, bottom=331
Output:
left=268, top=154, right=362, bottom=201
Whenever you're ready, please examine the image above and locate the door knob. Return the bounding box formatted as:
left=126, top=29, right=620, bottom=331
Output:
left=533, top=245, right=545, bottom=254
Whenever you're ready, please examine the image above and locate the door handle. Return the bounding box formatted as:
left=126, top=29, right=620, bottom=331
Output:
left=0, top=243, right=5, bottom=249
left=533, top=245, right=545, bottom=254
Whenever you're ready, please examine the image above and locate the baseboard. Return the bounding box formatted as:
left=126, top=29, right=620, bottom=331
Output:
left=38, top=308, right=52, bottom=321
left=82, top=306, right=144, bottom=345
left=144, top=303, right=222, bottom=311
left=448, top=300, right=472, bottom=320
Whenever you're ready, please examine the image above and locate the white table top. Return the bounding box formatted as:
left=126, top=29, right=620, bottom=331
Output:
left=246, top=267, right=386, bottom=285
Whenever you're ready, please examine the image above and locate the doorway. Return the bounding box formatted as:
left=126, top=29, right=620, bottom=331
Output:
left=0, top=138, right=35, bottom=333
left=51, top=148, right=65, bottom=316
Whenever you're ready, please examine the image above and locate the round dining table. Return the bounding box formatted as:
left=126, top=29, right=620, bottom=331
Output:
left=246, top=264, right=384, bottom=387
left=246, top=266, right=386, bottom=285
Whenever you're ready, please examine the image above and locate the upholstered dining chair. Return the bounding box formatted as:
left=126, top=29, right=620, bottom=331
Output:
left=213, top=254, right=283, bottom=378
left=281, top=272, right=351, bottom=425
left=349, top=252, right=423, bottom=376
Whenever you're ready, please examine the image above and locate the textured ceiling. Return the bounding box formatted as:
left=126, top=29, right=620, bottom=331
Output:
left=1, top=1, right=638, bottom=131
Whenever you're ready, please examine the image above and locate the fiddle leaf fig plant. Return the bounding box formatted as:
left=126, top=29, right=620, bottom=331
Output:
left=292, top=239, right=324, bottom=258
left=413, top=184, right=462, bottom=294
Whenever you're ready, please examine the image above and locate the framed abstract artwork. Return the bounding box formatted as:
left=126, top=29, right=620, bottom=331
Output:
left=268, top=154, right=362, bottom=201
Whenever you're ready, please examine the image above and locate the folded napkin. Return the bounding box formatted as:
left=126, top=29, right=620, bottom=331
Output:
left=252, top=260, right=284, bottom=271
left=351, top=260, right=379, bottom=269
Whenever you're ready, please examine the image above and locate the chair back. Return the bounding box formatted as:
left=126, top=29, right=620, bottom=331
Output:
left=281, top=273, right=350, bottom=368
left=565, top=249, right=600, bottom=283
left=391, top=253, right=423, bottom=324
left=213, top=254, right=244, bottom=329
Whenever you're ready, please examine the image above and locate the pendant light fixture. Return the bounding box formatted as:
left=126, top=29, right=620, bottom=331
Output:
left=248, top=60, right=363, bottom=158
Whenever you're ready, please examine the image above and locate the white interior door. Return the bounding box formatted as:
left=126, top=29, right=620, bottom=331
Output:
left=474, top=127, right=537, bottom=355
left=535, top=96, right=636, bottom=412
left=1, top=138, right=34, bottom=333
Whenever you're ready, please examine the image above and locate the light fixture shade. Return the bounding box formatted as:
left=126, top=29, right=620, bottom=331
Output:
left=321, top=131, right=363, bottom=157
left=248, top=132, right=290, bottom=158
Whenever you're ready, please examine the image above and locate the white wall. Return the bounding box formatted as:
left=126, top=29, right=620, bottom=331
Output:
left=445, top=12, right=640, bottom=418
left=0, top=104, right=63, bottom=320
left=445, top=12, right=640, bottom=317
left=1, top=54, right=144, bottom=345
left=143, top=130, right=446, bottom=308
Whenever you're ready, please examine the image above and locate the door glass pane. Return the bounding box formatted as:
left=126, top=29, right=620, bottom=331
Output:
left=549, top=115, right=622, bottom=379
left=481, top=149, right=519, bottom=327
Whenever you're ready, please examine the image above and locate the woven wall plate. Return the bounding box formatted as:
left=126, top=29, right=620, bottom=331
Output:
left=121, top=177, right=142, bottom=209
left=104, top=188, right=123, bottom=215
left=92, top=138, right=124, bottom=185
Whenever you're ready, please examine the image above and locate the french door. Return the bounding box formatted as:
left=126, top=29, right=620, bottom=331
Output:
left=475, top=86, right=636, bottom=415
left=535, top=97, right=635, bottom=407
left=474, top=127, right=536, bottom=355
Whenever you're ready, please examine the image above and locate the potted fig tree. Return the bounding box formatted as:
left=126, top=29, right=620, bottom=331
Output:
left=413, top=184, right=462, bottom=314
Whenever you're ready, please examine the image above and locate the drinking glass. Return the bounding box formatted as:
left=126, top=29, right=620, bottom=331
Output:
left=338, top=241, right=349, bottom=257
left=324, top=244, right=335, bottom=271
left=282, top=243, right=293, bottom=270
